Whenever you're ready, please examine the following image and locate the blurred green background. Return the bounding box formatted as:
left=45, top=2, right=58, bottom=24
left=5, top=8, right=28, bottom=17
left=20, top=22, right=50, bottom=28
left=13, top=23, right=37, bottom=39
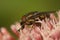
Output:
left=0, top=0, right=60, bottom=39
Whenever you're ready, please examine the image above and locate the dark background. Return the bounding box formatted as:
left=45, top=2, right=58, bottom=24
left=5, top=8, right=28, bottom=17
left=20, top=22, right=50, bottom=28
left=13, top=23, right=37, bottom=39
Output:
left=0, top=0, right=60, bottom=39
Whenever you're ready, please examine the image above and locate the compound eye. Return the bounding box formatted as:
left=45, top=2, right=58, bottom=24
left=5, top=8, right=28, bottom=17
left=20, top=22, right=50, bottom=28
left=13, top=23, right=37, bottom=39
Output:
left=21, top=16, right=26, bottom=22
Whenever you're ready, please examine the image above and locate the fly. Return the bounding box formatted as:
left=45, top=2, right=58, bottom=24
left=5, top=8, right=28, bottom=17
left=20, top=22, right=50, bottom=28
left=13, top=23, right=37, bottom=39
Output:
left=18, top=11, right=56, bottom=32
